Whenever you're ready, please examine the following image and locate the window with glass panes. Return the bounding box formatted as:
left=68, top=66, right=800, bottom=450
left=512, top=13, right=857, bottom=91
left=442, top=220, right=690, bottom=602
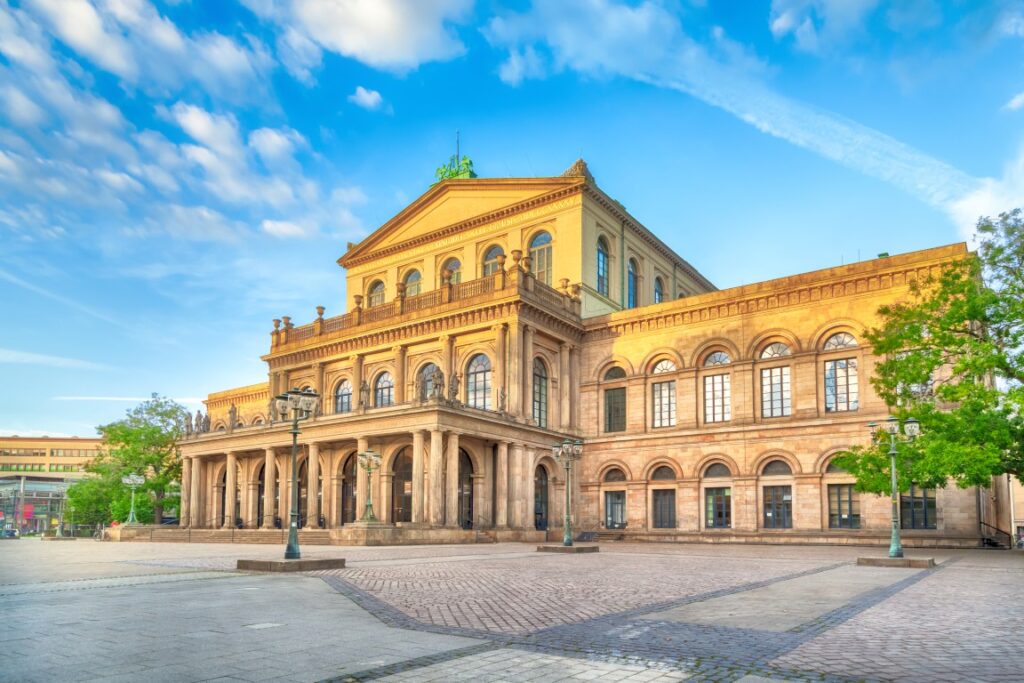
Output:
left=762, top=485, right=792, bottom=528
left=761, top=366, right=791, bottom=417
left=901, top=485, right=937, bottom=529
left=604, top=387, right=626, bottom=432
left=597, top=238, right=609, bottom=296
left=367, top=281, right=385, bottom=308
left=482, top=245, right=504, bottom=276
left=828, top=484, right=860, bottom=528
left=334, top=380, right=352, bottom=413
left=704, top=374, right=731, bottom=422
left=466, top=354, right=492, bottom=410
left=627, top=259, right=638, bottom=308
left=532, top=358, right=548, bottom=427
left=529, top=232, right=552, bottom=285
left=374, top=373, right=393, bottom=407
left=705, top=487, right=731, bottom=528
left=824, top=358, right=859, bottom=412
left=651, top=380, right=675, bottom=428
left=403, top=270, right=421, bottom=297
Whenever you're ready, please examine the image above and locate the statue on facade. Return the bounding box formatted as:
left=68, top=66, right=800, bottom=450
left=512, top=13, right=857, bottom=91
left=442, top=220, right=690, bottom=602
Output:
left=268, top=398, right=278, bottom=423
left=414, top=375, right=424, bottom=403
left=228, top=403, right=237, bottom=427
left=431, top=367, right=445, bottom=400
left=184, top=412, right=193, bottom=437
left=498, top=386, right=507, bottom=414
left=195, top=410, right=204, bottom=433
left=448, top=373, right=460, bottom=403
left=359, top=380, right=370, bottom=408
left=202, top=413, right=210, bottom=432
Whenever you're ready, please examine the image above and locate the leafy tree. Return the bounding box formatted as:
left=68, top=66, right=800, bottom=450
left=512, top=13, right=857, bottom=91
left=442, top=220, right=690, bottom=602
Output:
left=835, top=209, right=1024, bottom=492
left=66, top=475, right=115, bottom=526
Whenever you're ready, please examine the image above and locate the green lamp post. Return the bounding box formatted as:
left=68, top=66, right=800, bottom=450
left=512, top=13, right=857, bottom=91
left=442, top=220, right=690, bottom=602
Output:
left=274, top=387, right=320, bottom=560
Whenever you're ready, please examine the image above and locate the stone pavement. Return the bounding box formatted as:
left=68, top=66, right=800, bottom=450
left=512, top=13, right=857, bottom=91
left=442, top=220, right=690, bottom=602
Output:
left=0, top=540, right=1021, bottom=682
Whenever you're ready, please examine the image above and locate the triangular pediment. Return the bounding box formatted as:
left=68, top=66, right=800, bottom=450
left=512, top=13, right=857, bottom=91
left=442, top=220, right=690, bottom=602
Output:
left=339, top=177, right=583, bottom=267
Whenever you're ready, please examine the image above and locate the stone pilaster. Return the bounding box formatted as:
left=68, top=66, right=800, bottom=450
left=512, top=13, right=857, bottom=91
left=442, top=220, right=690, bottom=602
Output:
left=412, top=430, right=425, bottom=523
left=223, top=451, right=237, bottom=528
left=559, top=342, right=571, bottom=429
left=522, top=325, right=535, bottom=418
left=495, top=441, right=509, bottom=528
left=305, top=443, right=320, bottom=528
left=429, top=430, right=444, bottom=526
left=445, top=432, right=460, bottom=527
left=180, top=456, right=192, bottom=528
left=262, top=448, right=276, bottom=529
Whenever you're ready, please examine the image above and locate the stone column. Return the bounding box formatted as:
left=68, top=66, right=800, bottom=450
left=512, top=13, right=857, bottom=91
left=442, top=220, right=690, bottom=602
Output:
left=180, top=456, right=192, bottom=528
left=429, top=430, right=444, bottom=526
left=352, top=354, right=364, bottom=408
left=508, top=323, right=522, bottom=417
left=445, top=432, right=460, bottom=528
left=493, top=323, right=507, bottom=410
left=570, top=345, right=581, bottom=429
left=495, top=441, right=509, bottom=528
left=522, top=325, right=535, bottom=418
left=559, top=342, right=571, bottom=429
left=393, top=345, right=407, bottom=404
left=440, top=334, right=453, bottom=380
left=277, top=453, right=289, bottom=528
left=262, top=448, right=276, bottom=529
left=223, top=451, right=237, bottom=528
left=524, top=446, right=537, bottom=530
left=509, top=444, right=525, bottom=528
left=412, top=430, right=425, bottom=523
left=189, top=456, right=202, bottom=528
left=356, top=437, right=369, bottom=518
left=305, top=443, right=320, bottom=528
left=245, top=481, right=259, bottom=528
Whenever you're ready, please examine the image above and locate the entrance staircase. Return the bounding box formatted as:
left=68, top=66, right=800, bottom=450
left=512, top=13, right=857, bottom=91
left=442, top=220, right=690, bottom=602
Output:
left=475, top=530, right=497, bottom=544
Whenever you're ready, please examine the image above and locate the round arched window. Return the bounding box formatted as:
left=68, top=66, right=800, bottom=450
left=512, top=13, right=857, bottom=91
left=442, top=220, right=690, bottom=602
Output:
left=374, top=372, right=394, bottom=407
left=604, top=468, right=627, bottom=482
left=529, top=231, right=552, bottom=285
left=367, top=280, right=386, bottom=308
left=703, top=462, right=731, bottom=478
left=403, top=270, right=422, bottom=297
left=823, top=332, right=857, bottom=350
left=761, top=342, right=791, bottom=359
left=704, top=351, right=731, bottom=366
left=482, top=245, right=504, bottom=276
left=465, top=354, right=492, bottom=410
left=596, top=237, right=610, bottom=296
left=651, top=466, right=676, bottom=480
left=761, top=459, right=793, bottom=476
left=651, top=359, right=676, bottom=374
left=442, top=258, right=461, bottom=284
left=604, top=366, right=627, bottom=381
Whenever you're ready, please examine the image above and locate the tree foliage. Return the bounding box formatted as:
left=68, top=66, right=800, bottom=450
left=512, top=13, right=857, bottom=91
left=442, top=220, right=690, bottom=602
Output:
left=835, top=209, right=1024, bottom=493
left=65, top=394, right=189, bottom=524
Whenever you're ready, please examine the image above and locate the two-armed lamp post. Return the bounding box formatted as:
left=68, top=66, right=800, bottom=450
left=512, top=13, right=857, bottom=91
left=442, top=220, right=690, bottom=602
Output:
left=274, top=387, right=320, bottom=560
left=121, top=474, right=145, bottom=525
left=357, top=450, right=382, bottom=522
left=869, top=416, right=921, bottom=559
left=552, top=438, right=584, bottom=547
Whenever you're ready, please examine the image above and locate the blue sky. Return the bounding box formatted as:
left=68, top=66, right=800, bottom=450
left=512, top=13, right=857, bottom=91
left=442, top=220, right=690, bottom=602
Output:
left=1, top=0, right=1022, bottom=437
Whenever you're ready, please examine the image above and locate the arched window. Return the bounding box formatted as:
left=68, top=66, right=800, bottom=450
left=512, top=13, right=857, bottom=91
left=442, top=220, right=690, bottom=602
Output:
left=465, top=354, right=492, bottom=410
left=251, top=416, right=264, bottom=426
left=651, top=359, right=676, bottom=374
left=367, top=280, right=385, bottom=308
left=596, top=237, right=610, bottom=296
left=529, top=231, right=552, bottom=285
left=532, top=358, right=548, bottom=427
left=604, top=467, right=626, bottom=482
left=651, top=466, right=676, bottom=480
left=374, top=372, right=394, bottom=407
left=823, top=332, right=857, bottom=350
left=704, top=351, right=731, bottom=366
left=403, top=270, right=422, bottom=297
left=704, top=462, right=731, bottom=478
left=651, top=359, right=676, bottom=428
left=334, top=380, right=352, bottom=413
left=627, top=259, right=639, bottom=308
left=761, top=459, right=793, bottom=476
left=654, top=277, right=664, bottom=304
left=482, top=245, right=504, bottom=276
left=826, top=460, right=848, bottom=473
left=604, top=366, right=627, bottom=381
left=418, top=363, right=440, bottom=401
left=761, top=342, right=791, bottom=359
left=442, top=258, right=461, bottom=284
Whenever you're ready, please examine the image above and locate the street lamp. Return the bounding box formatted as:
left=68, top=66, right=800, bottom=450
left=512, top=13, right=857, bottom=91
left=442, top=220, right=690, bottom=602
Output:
left=869, top=416, right=922, bottom=559
left=551, top=438, right=584, bottom=547
left=121, top=474, right=145, bottom=525
left=275, top=387, right=320, bottom=560
left=357, top=450, right=382, bottom=522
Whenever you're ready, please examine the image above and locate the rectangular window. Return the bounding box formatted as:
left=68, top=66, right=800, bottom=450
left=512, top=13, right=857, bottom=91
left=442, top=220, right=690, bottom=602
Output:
left=651, top=381, right=676, bottom=428
left=652, top=489, right=676, bottom=528
left=828, top=484, right=860, bottom=528
left=705, top=487, right=731, bottom=528
left=901, top=486, right=937, bottom=529
left=761, top=366, right=792, bottom=418
left=375, top=385, right=393, bottom=407
left=763, top=485, right=793, bottom=529
left=335, top=392, right=351, bottom=414
left=703, top=374, right=731, bottom=423
left=604, top=490, right=626, bottom=528
left=604, top=387, right=626, bottom=433
left=533, top=375, right=548, bottom=428
left=825, top=358, right=859, bottom=412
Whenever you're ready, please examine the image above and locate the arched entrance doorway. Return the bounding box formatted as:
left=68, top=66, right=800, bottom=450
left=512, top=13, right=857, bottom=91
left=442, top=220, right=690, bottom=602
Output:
left=534, top=465, right=549, bottom=530
left=392, top=449, right=413, bottom=522
left=340, top=453, right=356, bottom=525
left=458, top=449, right=473, bottom=529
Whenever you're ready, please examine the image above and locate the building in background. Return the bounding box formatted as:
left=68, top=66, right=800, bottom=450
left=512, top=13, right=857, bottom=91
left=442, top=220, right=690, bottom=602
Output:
left=174, top=160, right=1011, bottom=548
left=0, top=436, right=101, bottom=533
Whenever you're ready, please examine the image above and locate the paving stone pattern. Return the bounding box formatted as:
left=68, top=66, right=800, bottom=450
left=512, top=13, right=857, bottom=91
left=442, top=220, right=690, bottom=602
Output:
left=0, top=540, right=1021, bottom=682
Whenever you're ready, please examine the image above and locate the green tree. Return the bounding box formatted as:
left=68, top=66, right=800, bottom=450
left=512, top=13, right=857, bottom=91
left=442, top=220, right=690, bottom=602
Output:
left=835, top=209, right=1024, bottom=492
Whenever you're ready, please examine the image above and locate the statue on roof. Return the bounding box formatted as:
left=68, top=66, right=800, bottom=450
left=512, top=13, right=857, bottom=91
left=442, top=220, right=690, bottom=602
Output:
left=561, top=158, right=595, bottom=183
left=435, top=155, right=477, bottom=182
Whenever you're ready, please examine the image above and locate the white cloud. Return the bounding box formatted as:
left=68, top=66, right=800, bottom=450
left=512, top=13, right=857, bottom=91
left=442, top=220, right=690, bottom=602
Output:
left=0, top=347, right=110, bottom=370
left=261, top=219, right=310, bottom=238
left=249, top=127, right=306, bottom=170
left=277, top=26, right=322, bottom=85
left=348, top=85, right=383, bottom=110
left=769, top=0, right=880, bottom=53
left=498, top=45, right=545, bottom=86
left=30, top=0, right=137, bottom=77
left=1004, top=92, right=1024, bottom=111
left=486, top=0, right=1008, bottom=238
left=1, top=85, right=47, bottom=126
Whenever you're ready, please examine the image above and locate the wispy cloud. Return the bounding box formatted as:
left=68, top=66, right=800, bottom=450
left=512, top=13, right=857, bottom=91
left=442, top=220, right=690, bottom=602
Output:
left=348, top=85, right=384, bottom=111
left=1004, top=91, right=1024, bottom=111
left=0, top=347, right=110, bottom=370
left=0, top=429, right=79, bottom=438
left=0, top=268, right=122, bottom=326
left=53, top=396, right=205, bottom=404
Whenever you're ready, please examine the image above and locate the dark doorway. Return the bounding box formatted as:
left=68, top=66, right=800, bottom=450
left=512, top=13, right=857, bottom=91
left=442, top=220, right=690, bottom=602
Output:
left=392, top=449, right=413, bottom=523
left=458, top=449, right=473, bottom=529
left=652, top=489, right=676, bottom=528
left=534, top=465, right=549, bottom=530
left=341, top=454, right=356, bottom=525
left=605, top=490, right=626, bottom=528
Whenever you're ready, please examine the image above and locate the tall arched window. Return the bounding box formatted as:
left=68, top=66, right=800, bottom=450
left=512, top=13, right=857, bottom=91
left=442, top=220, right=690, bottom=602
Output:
left=760, top=342, right=792, bottom=418
left=334, top=379, right=352, bottom=414
left=418, top=363, right=440, bottom=401
left=823, top=333, right=859, bottom=413
left=596, top=237, right=610, bottom=296
left=374, top=372, right=394, bottom=407
left=529, top=231, right=552, bottom=285
left=627, top=259, right=639, bottom=309
left=442, top=258, right=461, bottom=284
left=532, top=358, right=548, bottom=427
left=604, top=366, right=627, bottom=432
left=465, top=354, right=492, bottom=410
left=482, top=245, right=504, bottom=276
left=651, top=359, right=676, bottom=428
left=367, top=280, right=386, bottom=308
left=654, top=277, right=664, bottom=304
left=403, top=270, right=422, bottom=297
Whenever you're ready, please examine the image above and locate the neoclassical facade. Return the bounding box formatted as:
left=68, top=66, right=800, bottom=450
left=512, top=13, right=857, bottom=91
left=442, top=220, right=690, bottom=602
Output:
left=177, top=160, right=1004, bottom=548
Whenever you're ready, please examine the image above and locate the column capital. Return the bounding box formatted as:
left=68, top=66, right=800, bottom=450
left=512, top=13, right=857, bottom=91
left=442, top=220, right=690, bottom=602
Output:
left=492, top=322, right=508, bottom=333
left=392, top=344, right=406, bottom=354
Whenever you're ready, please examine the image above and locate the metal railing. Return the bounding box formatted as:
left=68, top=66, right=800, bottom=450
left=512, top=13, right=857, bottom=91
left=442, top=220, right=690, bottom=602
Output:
left=979, top=521, right=1012, bottom=549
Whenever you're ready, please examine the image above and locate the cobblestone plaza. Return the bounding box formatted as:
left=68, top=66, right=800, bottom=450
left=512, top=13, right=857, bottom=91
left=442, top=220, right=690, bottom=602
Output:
left=1, top=541, right=1020, bottom=682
